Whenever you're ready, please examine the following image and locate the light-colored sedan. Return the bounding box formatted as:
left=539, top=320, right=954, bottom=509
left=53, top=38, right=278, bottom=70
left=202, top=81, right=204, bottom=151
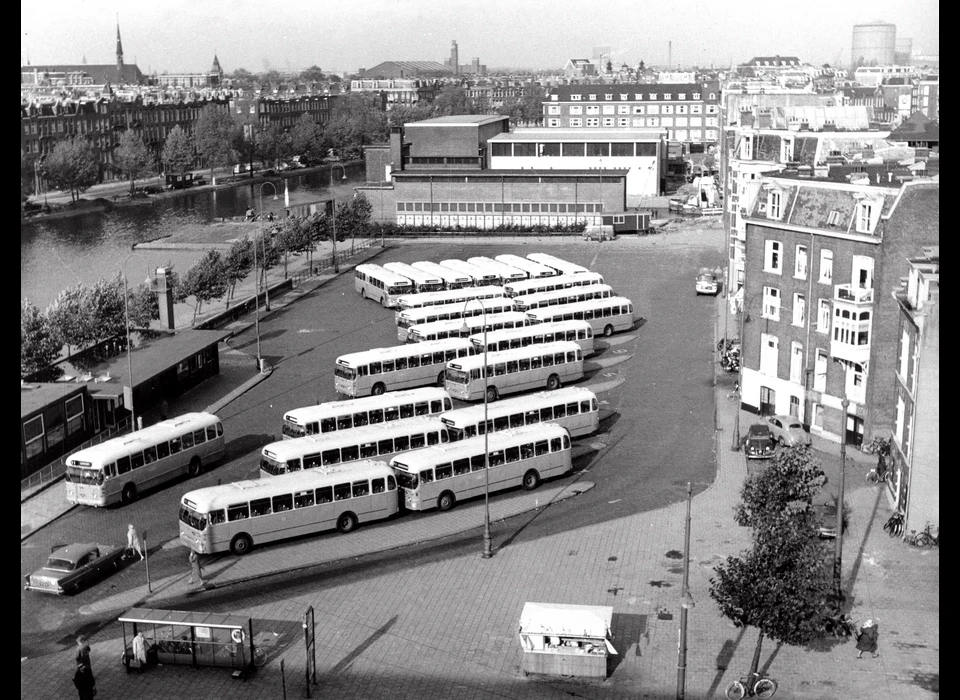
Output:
left=765, top=415, right=812, bottom=447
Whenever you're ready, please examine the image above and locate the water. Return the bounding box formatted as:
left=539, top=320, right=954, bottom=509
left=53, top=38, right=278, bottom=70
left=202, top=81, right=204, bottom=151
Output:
left=20, top=165, right=365, bottom=308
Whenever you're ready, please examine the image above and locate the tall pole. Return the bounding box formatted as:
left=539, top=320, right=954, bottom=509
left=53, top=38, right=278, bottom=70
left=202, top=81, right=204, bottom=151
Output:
left=835, top=377, right=850, bottom=597
left=122, top=253, right=141, bottom=430
left=732, top=297, right=746, bottom=450
left=677, top=482, right=694, bottom=699
left=251, top=222, right=263, bottom=371
left=330, top=164, right=347, bottom=273
left=462, top=300, right=492, bottom=559
left=258, top=181, right=278, bottom=312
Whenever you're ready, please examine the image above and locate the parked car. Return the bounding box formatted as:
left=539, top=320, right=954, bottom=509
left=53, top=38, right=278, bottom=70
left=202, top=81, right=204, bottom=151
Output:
left=24, top=543, right=126, bottom=595
left=764, top=415, right=811, bottom=447
left=743, top=423, right=776, bottom=460
left=812, top=498, right=846, bottom=539
left=695, top=268, right=719, bottom=295
left=583, top=225, right=614, bottom=242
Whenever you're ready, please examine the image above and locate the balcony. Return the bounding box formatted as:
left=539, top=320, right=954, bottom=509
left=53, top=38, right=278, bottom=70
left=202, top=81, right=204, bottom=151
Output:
left=830, top=339, right=871, bottom=366
left=834, top=284, right=873, bottom=305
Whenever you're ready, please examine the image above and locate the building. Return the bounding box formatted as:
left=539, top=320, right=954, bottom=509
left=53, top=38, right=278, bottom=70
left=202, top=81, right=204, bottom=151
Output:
left=359, top=61, right=452, bottom=79
left=564, top=59, right=598, bottom=79
left=153, top=55, right=224, bottom=88
left=736, top=179, right=938, bottom=453
left=230, top=93, right=333, bottom=131
left=21, top=383, right=95, bottom=481
left=852, top=21, right=897, bottom=68
left=350, top=79, right=439, bottom=110
left=443, top=40, right=486, bottom=76
left=737, top=56, right=803, bottom=77
left=21, top=21, right=143, bottom=87
left=913, top=78, right=939, bottom=120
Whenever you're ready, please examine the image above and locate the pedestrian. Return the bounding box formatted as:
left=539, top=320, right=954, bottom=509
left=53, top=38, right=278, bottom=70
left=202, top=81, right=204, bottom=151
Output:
left=188, top=548, right=204, bottom=586
left=75, top=635, right=92, bottom=674
left=127, top=523, right=144, bottom=561
left=856, top=619, right=880, bottom=658
left=160, top=399, right=169, bottom=421
left=130, top=631, right=148, bottom=674
left=72, top=662, right=96, bottom=700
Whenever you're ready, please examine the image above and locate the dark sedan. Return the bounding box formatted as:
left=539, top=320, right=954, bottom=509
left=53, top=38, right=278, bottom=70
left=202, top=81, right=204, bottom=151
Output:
left=24, top=543, right=126, bottom=595
left=743, top=424, right=776, bottom=460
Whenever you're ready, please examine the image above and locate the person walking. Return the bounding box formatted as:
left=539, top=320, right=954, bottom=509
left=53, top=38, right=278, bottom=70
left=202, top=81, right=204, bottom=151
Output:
left=72, top=663, right=96, bottom=700
left=74, top=636, right=92, bottom=674
left=188, top=548, right=204, bottom=586
left=127, top=523, right=145, bottom=561
left=856, top=619, right=880, bottom=658
left=130, top=631, right=148, bottom=674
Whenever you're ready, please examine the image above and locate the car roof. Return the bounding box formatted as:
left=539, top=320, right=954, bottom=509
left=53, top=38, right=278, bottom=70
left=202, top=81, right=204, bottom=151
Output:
left=747, top=424, right=772, bottom=435
left=49, top=543, right=99, bottom=563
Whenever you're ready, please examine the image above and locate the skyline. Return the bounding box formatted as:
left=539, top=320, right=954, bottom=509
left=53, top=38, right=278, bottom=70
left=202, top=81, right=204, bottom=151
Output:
left=22, top=0, right=939, bottom=76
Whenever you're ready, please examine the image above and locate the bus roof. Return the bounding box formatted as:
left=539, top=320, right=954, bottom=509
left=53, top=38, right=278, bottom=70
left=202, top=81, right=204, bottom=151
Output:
left=469, top=320, right=592, bottom=346
left=467, top=257, right=528, bottom=281
left=411, top=261, right=473, bottom=284
left=355, top=264, right=414, bottom=287
left=67, top=413, right=220, bottom=467
left=262, top=416, right=448, bottom=461
left=396, top=286, right=507, bottom=309
left=494, top=254, right=557, bottom=277
left=335, top=338, right=472, bottom=367
left=283, top=388, right=450, bottom=424
left=503, top=272, right=605, bottom=295
left=383, top=262, right=443, bottom=285
left=440, top=387, right=598, bottom=425
left=409, top=312, right=529, bottom=337
left=517, top=284, right=614, bottom=306
left=526, top=254, right=590, bottom=274
left=526, top=297, right=633, bottom=318
left=446, top=341, right=581, bottom=371
left=440, top=259, right=500, bottom=281
left=398, top=297, right=515, bottom=323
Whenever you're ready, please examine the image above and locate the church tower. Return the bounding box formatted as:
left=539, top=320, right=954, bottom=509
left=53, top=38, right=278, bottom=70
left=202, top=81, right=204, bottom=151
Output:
left=116, top=18, right=124, bottom=81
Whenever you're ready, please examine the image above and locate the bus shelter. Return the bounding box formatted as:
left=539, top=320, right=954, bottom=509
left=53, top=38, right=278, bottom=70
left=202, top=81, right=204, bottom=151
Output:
left=518, top=602, right=617, bottom=679
left=118, top=607, right=254, bottom=676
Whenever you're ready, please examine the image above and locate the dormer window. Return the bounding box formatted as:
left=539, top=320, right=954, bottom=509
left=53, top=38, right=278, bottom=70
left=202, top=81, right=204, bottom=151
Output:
left=767, top=190, right=783, bottom=220
left=693, top=93, right=701, bottom=100
left=589, top=94, right=597, bottom=100
left=678, top=93, right=686, bottom=100
left=620, top=94, right=628, bottom=100
left=827, top=210, right=841, bottom=227
left=605, top=94, right=613, bottom=100
left=635, top=93, right=643, bottom=100
left=550, top=94, right=558, bottom=101
left=571, top=94, right=582, bottom=101
left=854, top=195, right=882, bottom=233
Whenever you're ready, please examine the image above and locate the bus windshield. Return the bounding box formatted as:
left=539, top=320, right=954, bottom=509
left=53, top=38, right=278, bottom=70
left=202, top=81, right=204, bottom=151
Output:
left=445, top=368, right=470, bottom=384
left=260, top=455, right=289, bottom=476
left=179, top=505, right=208, bottom=531
left=335, top=365, right=356, bottom=380
left=65, top=466, right=104, bottom=485
left=393, top=469, right=419, bottom=490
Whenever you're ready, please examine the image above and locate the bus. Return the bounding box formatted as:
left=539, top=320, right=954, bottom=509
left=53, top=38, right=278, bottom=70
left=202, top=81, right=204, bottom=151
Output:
left=512, top=284, right=615, bottom=313
left=65, top=413, right=225, bottom=507
left=467, top=257, right=528, bottom=283
left=445, top=341, right=585, bottom=402
left=411, top=261, right=474, bottom=290
left=439, top=259, right=501, bottom=286
left=281, top=388, right=453, bottom=439
left=503, top=272, right=606, bottom=298
left=335, top=338, right=475, bottom=397
left=260, top=416, right=448, bottom=477
left=396, top=297, right=516, bottom=342
left=469, top=320, right=595, bottom=356
left=525, top=253, right=590, bottom=276
left=494, top=254, right=557, bottom=279
left=383, top=262, right=444, bottom=293
left=525, top=297, right=637, bottom=337
left=394, top=286, right=506, bottom=324
left=354, top=264, right=415, bottom=308
left=391, top=423, right=573, bottom=512
left=408, top=312, right=529, bottom=343
left=440, top=387, right=601, bottom=441
left=178, top=461, right=399, bottom=555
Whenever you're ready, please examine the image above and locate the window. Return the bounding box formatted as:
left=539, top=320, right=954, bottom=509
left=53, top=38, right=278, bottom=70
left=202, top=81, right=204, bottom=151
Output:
left=764, top=240, right=782, bottom=273
left=817, top=300, right=831, bottom=333
left=790, top=342, right=804, bottom=383
left=827, top=210, right=841, bottom=226
left=762, top=286, right=781, bottom=321
left=767, top=190, right=782, bottom=219
left=795, top=245, right=808, bottom=279
left=819, top=249, right=833, bottom=283
left=792, top=294, right=805, bottom=326
left=855, top=201, right=875, bottom=233
left=569, top=105, right=583, bottom=115
left=570, top=94, right=581, bottom=101
left=760, top=333, right=779, bottom=377
left=569, top=118, right=583, bottom=127
left=813, top=349, right=828, bottom=392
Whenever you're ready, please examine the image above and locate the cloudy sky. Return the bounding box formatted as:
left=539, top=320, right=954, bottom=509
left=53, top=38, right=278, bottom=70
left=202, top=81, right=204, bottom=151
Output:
left=22, top=0, right=939, bottom=75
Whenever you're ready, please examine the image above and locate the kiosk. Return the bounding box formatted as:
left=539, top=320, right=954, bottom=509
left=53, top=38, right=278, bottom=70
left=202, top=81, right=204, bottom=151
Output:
left=518, top=602, right=617, bottom=679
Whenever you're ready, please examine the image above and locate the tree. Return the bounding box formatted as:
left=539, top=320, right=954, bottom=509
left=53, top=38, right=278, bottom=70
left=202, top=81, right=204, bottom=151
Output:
left=21, top=299, right=61, bottom=377
left=323, top=93, right=388, bottom=157
left=85, top=275, right=127, bottom=342
left=177, top=249, right=229, bottom=323
left=127, top=282, right=160, bottom=329
left=300, top=65, right=325, bottom=83
left=431, top=85, right=473, bottom=116
left=22, top=150, right=36, bottom=202
left=194, top=106, right=237, bottom=184
left=46, top=284, right=90, bottom=354
left=274, top=216, right=314, bottom=276
left=161, top=126, right=195, bottom=177
left=44, top=137, right=99, bottom=203
left=113, top=130, right=154, bottom=195
left=336, top=193, right=373, bottom=252
left=230, top=68, right=255, bottom=85
left=224, top=238, right=254, bottom=305
left=290, top=113, right=324, bottom=162
left=256, top=123, right=293, bottom=167
left=388, top=103, right=433, bottom=128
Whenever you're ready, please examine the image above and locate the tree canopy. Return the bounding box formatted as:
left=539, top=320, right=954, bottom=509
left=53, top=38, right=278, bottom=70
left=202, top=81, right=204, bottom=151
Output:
left=44, top=137, right=99, bottom=203
left=21, top=300, right=61, bottom=378
left=113, top=130, right=154, bottom=194
left=194, top=106, right=238, bottom=182
left=161, top=125, right=195, bottom=176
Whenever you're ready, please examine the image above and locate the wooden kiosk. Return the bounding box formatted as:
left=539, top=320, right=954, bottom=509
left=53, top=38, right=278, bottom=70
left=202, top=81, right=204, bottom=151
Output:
left=518, top=602, right=617, bottom=679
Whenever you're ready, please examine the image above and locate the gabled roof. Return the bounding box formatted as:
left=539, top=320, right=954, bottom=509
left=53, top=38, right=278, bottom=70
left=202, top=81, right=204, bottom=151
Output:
left=23, top=64, right=145, bottom=85
left=889, top=113, right=939, bottom=142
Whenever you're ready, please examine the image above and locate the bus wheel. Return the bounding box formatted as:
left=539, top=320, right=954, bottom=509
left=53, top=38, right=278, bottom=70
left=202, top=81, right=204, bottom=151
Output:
left=230, top=533, right=253, bottom=556
left=188, top=457, right=202, bottom=477
left=604, top=324, right=615, bottom=337
left=437, top=372, right=446, bottom=387
left=380, top=296, right=387, bottom=308
left=486, top=386, right=499, bottom=402
left=361, top=289, right=366, bottom=299
left=437, top=491, right=456, bottom=512
left=121, top=483, right=138, bottom=504
left=336, top=512, right=358, bottom=533
left=372, top=382, right=386, bottom=396
left=523, top=470, right=541, bottom=490
left=547, top=374, right=561, bottom=391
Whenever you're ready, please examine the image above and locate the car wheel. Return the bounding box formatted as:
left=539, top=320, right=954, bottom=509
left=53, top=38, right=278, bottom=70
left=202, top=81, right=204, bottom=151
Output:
left=603, top=324, right=615, bottom=337
left=486, top=386, right=498, bottom=402
left=546, top=374, right=561, bottom=391
left=522, top=469, right=541, bottom=490
left=778, top=437, right=786, bottom=447
left=372, top=382, right=386, bottom=396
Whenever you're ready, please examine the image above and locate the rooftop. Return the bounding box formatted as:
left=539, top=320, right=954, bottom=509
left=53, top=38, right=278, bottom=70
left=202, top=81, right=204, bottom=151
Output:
left=406, top=115, right=508, bottom=127
left=490, top=129, right=665, bottom=142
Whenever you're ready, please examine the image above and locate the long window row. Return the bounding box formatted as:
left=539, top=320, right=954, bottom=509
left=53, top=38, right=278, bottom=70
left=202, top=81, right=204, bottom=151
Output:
left=397, top=201, right=604, bottom=213
left=288, top=429, right=445, bottom=471
left=492, top=142, right=657, bottom=158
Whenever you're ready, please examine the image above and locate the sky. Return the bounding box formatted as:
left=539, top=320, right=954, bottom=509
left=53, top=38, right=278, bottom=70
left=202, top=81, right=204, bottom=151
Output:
left=22, top=0, right=939, bottom=76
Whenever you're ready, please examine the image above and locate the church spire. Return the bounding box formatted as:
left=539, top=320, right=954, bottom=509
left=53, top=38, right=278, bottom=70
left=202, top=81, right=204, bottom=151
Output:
left=116, top=15, right=124, bottom=76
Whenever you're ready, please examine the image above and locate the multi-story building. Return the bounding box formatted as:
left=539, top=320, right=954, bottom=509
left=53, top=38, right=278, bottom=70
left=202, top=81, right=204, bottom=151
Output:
left=350, top=79, right=438, bottom=110
left=153, top=55, right=224, bottom=88
left=230, top=94, right=334, bottom=131
left=737, top=179, right=939, bottom=451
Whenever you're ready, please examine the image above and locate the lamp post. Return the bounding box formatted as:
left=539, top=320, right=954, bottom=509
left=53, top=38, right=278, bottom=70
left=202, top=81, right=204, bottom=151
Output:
left=676, top=482, right=694, bottom=699
left=731, top=291, right=762, bottom=451
left=258, top=181, right=279, bottom=312
left=251, top=218, right=264, bottom=372
left=461, top=299, right=492, bottom=559
left=122, top=252, right=144, bottom=430
left=833, top=360, right=851, bottom=598
left=330, top=164, right=347, bottom=273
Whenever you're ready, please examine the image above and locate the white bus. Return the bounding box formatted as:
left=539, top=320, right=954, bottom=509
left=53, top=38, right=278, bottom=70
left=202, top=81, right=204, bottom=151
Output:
left=178, top=461, right=399, bottom=555
left=503, top=272, right=606, bottom=298
left=445, top=341, right=585, bottom=402
left=467, top=257, right=528, bottom=283
left=281, top=388, right=453, bottom=439
left=525, top=253, right=590, bottom=276
left=440, top=387, right=601, bottom=441
left=469, top=320, right=596, bottom=357
left=335, top=338, right=475, bottom=397
left=391, top=423, right=573, bottom=512
left=65, top=413, right=225, bottom=507
left=396, top=297, right=516, bottom=342
left=260, top=416, right=448, bottom=477
left=494, top=254, right=557, bottom=279
left=440, top=259, right=501, bottom=286
left=512, top=284, right=615, bottom=313
left=383, top=262, right=444, bottom=293
left=525, top=296, right=637, bottom=337
left=408, top=311, right=529, bottom=343
left=354, top=264, right=415, bottom=308
left=411, top=261, right=474, bottom=290
left=394, top=286, right=506, bottom=324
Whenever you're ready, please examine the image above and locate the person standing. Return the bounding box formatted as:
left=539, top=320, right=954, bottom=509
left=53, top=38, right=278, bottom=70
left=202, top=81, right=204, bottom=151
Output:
left=131, top=631, right=148, bottom=674
left=127, top=523, right=145, bottom=561
left=72, top=663, right=96, bottom=700
left=856, top=619, right=880, bottom=658
left=188, top=548, right=204, bottom=586
left=74, top=636, right=92, bottom=674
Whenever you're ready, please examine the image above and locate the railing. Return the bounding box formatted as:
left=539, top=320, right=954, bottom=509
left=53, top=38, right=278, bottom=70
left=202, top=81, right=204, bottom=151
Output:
left=835, top=284, right=873, bottom=304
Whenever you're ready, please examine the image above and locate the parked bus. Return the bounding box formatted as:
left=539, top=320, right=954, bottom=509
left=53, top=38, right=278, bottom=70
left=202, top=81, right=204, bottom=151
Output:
left=391, top=423, right=573, bottom=512
left=525, top=297, right=637, bottom=337
left=281, top=388, right=453, bottom=439
left=394, top=286, right=506, bottom=324
left=354, top=264, right=415, bottom=308
left=525, top=253, right=590, bottom=276
left=445, top=341, right=584, bottom=402
left=512, top=284, right=615, bottom=313
left=65, top=413, right=225, bottom=507
left=396, top=297, right=516, bottom=342
left=383, top=262, right=444, bottom=293
left=411, top=261, right=474, bottom=290
left=467, top=257, right=528, bottom=283
left=440, top=387, right=600, bottom=441
left=178, top=461, right=399, bottom=555
left=503, top=272, right=605, bottom=298
left=494, top=254, right=557, bottom=279
left=408, top=311, right=529, bottom=343
left=261, top=416, right=448, bottom=477
left=469, top=320, right=595, bottom=356
left=335, top=338, right=474, bottom=397
left=439, top=259, right=501, bottom=286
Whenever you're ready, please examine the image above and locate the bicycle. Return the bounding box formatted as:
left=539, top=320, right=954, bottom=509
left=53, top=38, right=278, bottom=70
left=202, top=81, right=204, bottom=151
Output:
left=220, top=642, right=267, bottom=667
left=883, top=511, right=904, bottom=538
left=725, top=671, right=778, bottom=699
left=905, top=523, right=939, bottom=548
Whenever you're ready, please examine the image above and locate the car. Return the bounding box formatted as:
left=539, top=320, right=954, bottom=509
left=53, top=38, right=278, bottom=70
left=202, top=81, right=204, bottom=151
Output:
left=695, top=268, right=719, bottom=295
left=812, top=499, right=845, bottom=539
left=24, top=542, right=126, bottom=595
left=765, top=415, right=811, bottom=447
left=743, top=423, right=776, bottom=460
left=583, top=225, right=615, bottom=242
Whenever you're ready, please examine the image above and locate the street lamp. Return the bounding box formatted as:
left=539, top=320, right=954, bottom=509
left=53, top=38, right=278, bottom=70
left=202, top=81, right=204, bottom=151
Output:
left=330, top=164, right=347, bottom=273
left=258, top=181, right=279, bottom=312
left=676, top=482, right=695, bottom=700
left=460, top=299, right=492, bottom=559
left=731, top=291, right=762, bottom=451
left=122, top=252, right=144, bottom=430
left=832, top=359, right=852, bottom=598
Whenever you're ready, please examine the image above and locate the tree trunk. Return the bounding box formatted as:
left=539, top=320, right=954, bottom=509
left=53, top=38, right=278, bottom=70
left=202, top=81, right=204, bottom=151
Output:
left=130, top=176, right=136, bottom=196
left=749, top=631, right=764, bottom=677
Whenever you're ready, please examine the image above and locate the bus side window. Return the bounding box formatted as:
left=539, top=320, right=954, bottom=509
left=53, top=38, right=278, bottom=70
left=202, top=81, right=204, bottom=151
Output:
left=524, top=410, right=539, bottom=425
left=520, top=442, right=535, bottom=460
left=394, top=435, right=410, bottom=451
left=375, top=438, right=392, bottom=455
left=384, top=406, right=400, bottom=422
left=550, top=437, right=563, bottom=452
left=419, top=469, right=434, bottom=484
left=494, top=363, right=507, bottom=376
left=182, top=432, right=195, bottom=449
left=371, top=478, right=385, bottom=494
left=382, top=360, right=395, bottom=373
left=489, top=450, right=505, bottom=467
left=341, top=445, right=360, bottom=462
left=563, top=435, right=571, bottom=448
left=410, top=402, right=425, bottom=417
left=228, top=503, right=249, bottom=521
left=369, top=362, right=382, bottom=375
left=143, top=446, right=158, bottom=464
left=509, top=412, right=524, bottom=428
left=453, top=458, right=470, bottom=475
left=409, top=355, right=421, bottom=368
left=493, top=415, right=509, bottom=431
left=157, top=441, right=171, bottom=460
left=388, top=475, right=396, bottom=490
left=542, top=354, right=554, bottom=367
left=360, top=441, right=378, bottom=459
left=104, top=463, right=116, bottom=478
left=353, top=412, right=369, bottom=427
left=117, top=456, right=132, bottom=475
left=217, top=423, right=224, bottom=437
left=294, top=490, right=315, bottom=508
left=369, top=409, right=384, bottom=424
left=273, top=494, right=293, bottom=512
left=506, top=360, right=519, bottom=373
left=321, top=417, right=337, bottom=433
left=316, top=487, right=333, bottom=504
left=435, top=463, right=453, bottom=480
left=131, top=452, right=145, bottom=470
left=334, top=483, right=351, bottom=501
left=505, top=446, right=520, bottom=462
left=531, top=355, right=543, bottom=369
left=395, top=357, right=408, bottom=370
left=410, top=432, right=425, bottom=449
left=250, top=498, right=271, bottom=517
left=206, top=425, right=218, bottom=441
left=337, top=415, right=353, bottom=430
left=170, top=437, right=182, bottom=454
left=518, top=358, right=530, bottom=372
left=541, top=406, right=554, bottom=421
left=322, top=449, right=341, bottom=466
left=581, top=400, right=590, bottom=413
left=554, top=352, right=565, bottom=365
left=352, top=480, right=370, bottom=498
left=535, top=440, right=549, bottom=456
left=193, top=429, right=206, bottom=445
left=209, top=509, right=226, bottom=524
left=567, top=402, right=579, bottom=415
left=471, top=454, right=485, bottom=472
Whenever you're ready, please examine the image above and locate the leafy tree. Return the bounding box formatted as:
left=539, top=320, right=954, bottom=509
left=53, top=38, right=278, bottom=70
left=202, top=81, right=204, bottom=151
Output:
left=113, top=130, right=154, bottom=195
left=388, top=103, right=434, bottom=127
left=21, top=299, right=61, bottom=377
left=256, top=123, right=294, bottom=167
left=85, top=275, right=127, bottom=342
left=194, top=106, right=237, bottom=183
left=22, top=150, right=36, bottom=202
left=324, top=93, right=388, bottom=157
left=300, top=65, right=325, bottom=83
left=274, top=216, right=314, bottom=276
left=291, top=113, right=324, bottom=162
left=127, top=281, right=160, bottom=329
left=337, top=193, right=373, bottom=252
left=224, top=238, right=254, bottom=305
left=230, top=68, right=255, bottom=85
left=431, top=85, right=473, bottom=116
left=46, top=285, right=90, bottom=354
left=177, top=249, right=229, bottom=323
left=161, top=125, right=195, bottom=176
left=44, top=137, right=99, bottom=203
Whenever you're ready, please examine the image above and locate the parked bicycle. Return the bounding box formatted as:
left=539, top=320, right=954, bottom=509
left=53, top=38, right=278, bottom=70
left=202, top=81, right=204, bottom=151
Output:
left=864, top=437, right=892, bottom=484
left=823, top=611, right=857, bottom=640
left=883, top=511, right=904, bottom=538
left=725, top=671, right=778, bottom=699
left=717, top=337, right=741, bottom=353
left=220, top=641, right=267, bottom=667
left=904, top=523, right=939, bottom=548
